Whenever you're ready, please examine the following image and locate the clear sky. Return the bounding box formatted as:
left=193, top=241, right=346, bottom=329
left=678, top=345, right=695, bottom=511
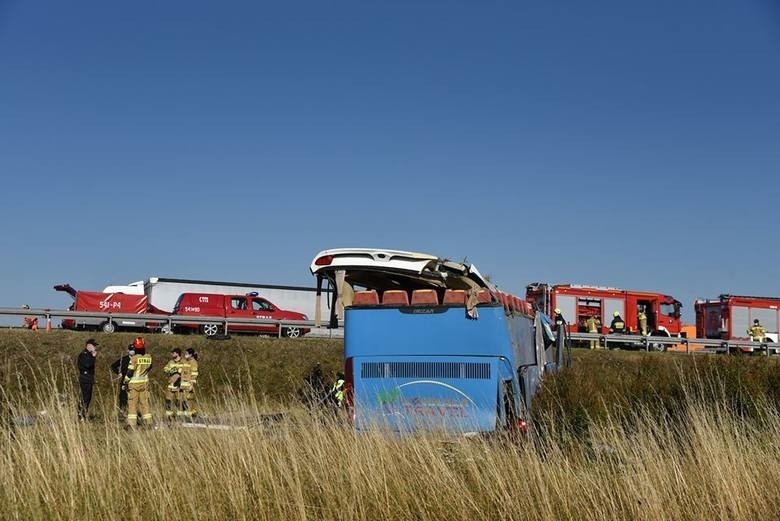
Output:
left=1, top=0, right=779, bottom=321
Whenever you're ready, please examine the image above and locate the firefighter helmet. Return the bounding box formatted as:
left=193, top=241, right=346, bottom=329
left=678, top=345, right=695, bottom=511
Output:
left=554, top=308, right=561, bottom=315
left=754, top=319, right=760, bottom=324
left=613, top=311, right=620, bottom=317
left=132, top=337, right=146, bottom=352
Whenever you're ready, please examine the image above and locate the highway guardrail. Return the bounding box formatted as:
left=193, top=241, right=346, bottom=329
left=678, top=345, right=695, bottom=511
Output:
left=0, top=307, right=344, bottom=338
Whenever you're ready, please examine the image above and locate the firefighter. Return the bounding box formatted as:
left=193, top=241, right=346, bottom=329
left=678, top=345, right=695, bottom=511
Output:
left=609, top=311, right=626, bottom=334
left=747, top=319, right=766, bottom=343
left=124, top=337, right=153, bottom=428
left=110, top=344, right=135, bottom=421
left=163, top=348, right=183, bottom=420
left=76, top=338, right=98, bottom=421
left=330, top=372, right=346, bottom=407
left=179, top=348, right=199, bottom=418
left=553, top=308, right=566, bottom=330
left=585, top=315, right=599, bottom=349
left=638, top=307, right=649, bottom=336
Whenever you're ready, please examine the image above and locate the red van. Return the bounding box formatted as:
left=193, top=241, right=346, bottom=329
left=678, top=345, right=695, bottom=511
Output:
left=172, top=292, right=309, bottom=338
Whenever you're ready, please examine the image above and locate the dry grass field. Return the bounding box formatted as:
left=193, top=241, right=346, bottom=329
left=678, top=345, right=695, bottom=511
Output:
left=2, top=330, right=780, bottom=520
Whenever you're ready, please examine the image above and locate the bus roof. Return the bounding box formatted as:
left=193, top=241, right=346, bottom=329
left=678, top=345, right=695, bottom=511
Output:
left=310, top=248, right=493, bottom=292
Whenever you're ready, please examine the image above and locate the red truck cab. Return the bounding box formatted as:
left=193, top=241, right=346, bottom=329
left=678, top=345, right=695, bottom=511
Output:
left=173, top=292, right=309, bottom=338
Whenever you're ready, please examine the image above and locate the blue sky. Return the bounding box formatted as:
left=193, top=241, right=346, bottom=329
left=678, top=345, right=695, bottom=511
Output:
left=1, top=0, right=779, bottom=321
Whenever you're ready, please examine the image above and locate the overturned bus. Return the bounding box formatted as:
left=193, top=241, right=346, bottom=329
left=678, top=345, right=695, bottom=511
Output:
left=310, top=248, right=562, bottom=434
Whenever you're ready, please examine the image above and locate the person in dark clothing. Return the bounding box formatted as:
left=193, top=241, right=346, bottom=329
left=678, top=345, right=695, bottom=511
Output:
left=609, top=311, right=627, bottom=334
left=553, top=308, right=567, bottom=330
left=110, top=345, right=135, bottom=420
left=306, top=363, right=326, bottom=394
left=76, top=338, right=98, bottom=421
left=299, top=362, right=329, bottom=405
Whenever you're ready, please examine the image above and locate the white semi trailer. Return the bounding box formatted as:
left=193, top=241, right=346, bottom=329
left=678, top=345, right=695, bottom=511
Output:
left=103, top=277, right=333, bottom=326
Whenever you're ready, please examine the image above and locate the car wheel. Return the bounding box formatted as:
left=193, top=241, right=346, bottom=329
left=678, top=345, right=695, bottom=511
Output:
left=201, top=323, right=220, bottom=337
left=284, top=326, right=302, bottom=339
left=101, top=321, right=116, bottom=334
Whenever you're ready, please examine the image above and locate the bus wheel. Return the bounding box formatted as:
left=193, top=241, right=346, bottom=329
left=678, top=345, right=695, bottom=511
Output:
left=101, top=322, right=116, bottom=334
left=283, top=326, right=302, bottom=338
left=201, top=323, right=220, bottom=337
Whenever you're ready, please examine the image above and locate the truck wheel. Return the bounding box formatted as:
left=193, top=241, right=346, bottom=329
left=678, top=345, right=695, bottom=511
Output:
left=160, top=324, right=174, bottom=335
left=201, top=323, right=220, bottom=337
left=649, top=332, right=668, bottom=352
left=283, top=326, right=302, bottom=338
left=649, top=343, right=667, bottom=352
left=101, top=322, right=116, bottom=334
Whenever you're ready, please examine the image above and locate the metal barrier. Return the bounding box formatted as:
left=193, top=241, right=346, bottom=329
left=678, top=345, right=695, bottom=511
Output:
left=568, top=331, right=779, bottom=356
left=3, top=306, right=776, bottom=353
left=0, top=307, right=343, bottom=338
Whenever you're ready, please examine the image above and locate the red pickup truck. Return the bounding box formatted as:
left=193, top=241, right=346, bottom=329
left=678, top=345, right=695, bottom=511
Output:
left=173, top=292, right=309, bottom=338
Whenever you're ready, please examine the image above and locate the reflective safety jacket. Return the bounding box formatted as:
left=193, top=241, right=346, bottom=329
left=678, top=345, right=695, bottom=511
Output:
left=331, top=379, right=345, bottom=405
left=638, top=312, right=648, bottom=334
left=124, top=354, right=153, bottom=387
left=748, top=325, right=766, bottom=341
left=585, top=316, right=599, bottom=334
left=164, top=359, right=183, bottom=390
left=180, top=359, right=198, bottom=390
left=610, top=316, right=626, bottom=333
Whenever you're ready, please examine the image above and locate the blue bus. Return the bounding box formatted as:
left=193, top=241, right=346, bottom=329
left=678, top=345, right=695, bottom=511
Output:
left=311, top=248, right=561, bottom=434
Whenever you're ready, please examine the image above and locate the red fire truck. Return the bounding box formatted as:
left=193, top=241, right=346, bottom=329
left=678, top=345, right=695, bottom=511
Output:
left=695, top=295, right=780, bottom=354
left=526, top=283, right=684, bottom=350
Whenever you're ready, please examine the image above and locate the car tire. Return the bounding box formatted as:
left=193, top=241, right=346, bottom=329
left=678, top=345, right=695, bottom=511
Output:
left=283, top=326, right=302, bottom=339
left=201, top=323, right=220, bottom=337
left=101, top=321, right=116, bottom=334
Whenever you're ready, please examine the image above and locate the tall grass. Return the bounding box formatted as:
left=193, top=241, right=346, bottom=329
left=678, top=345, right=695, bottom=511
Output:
left=3, top=365, right=780, bottom=520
